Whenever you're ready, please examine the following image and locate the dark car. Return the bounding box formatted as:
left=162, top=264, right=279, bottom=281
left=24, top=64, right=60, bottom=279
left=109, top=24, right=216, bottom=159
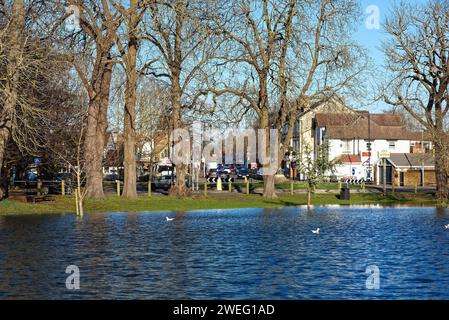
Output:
left=152, top=175, right=175, bottom=191
left=104, top=173, right=119, bottom=181
left=237, top=167, right=249, bottom=178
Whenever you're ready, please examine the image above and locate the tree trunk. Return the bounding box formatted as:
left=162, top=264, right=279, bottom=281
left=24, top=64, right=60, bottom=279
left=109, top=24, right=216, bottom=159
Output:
left=259, top=78, right=277, bottom=198
left=169, top=110, right=190, bottom=197
left=434, top=141, right=448, bottom=201
left=0, top=129, right=11, bottom=198
left=169, top=77, right=190, bottom=197
left=122, top=30, right=138, bottom=199
left=84, top=53, right=113, bottom=199
left=122, top=83, right=137, bottom=199
left=433, top=105, right=449, bottom=202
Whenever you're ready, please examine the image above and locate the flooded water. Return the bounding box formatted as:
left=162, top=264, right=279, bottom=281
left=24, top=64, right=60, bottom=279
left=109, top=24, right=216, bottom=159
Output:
left=0, top=206, right=448, bottom=299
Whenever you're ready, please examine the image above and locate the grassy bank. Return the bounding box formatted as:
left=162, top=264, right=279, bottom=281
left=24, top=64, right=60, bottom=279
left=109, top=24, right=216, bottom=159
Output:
left=0, top=192, right=437, bottom=215
left=232, top=181, right=362, bottom=191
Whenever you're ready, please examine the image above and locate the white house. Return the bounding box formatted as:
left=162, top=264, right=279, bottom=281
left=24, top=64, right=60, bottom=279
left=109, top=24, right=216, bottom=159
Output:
left=314, top=112, right=432, bottom=182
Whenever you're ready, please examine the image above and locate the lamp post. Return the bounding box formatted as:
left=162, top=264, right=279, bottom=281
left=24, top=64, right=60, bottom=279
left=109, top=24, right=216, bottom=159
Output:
left=367, top=113, right=371, bottom=181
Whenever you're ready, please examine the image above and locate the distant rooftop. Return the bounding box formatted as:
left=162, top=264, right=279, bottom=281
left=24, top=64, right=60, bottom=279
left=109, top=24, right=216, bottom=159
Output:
left=315, top=112, right=426, bottom=141
left=388, top=153, right=435, bottom=168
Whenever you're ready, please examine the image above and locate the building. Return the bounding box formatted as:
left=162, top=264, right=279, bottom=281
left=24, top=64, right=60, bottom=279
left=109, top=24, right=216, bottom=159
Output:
left=288, top=98, right=352, bottom=179
left=313, top=111, right=433, bottom=182
left=375, top=153, right=435, bottom=186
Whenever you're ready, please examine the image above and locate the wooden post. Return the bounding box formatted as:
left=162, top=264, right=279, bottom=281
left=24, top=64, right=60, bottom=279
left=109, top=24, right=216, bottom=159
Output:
left=290, top=180, right=294, bottom=195
left=415, top=182, right=418, bottom=194
left=37, top=179, right=42, bottom=196
left=116, top=180, right=120, bottom=196
left=204, top=180, right=207, bottom=196
left=245, top=176, right=249, bottom=195
left=362, top=181, right=365, bottom=192
left=229, top=180, right=232, bottom=192
left=148, top=175, right=152, bottom=197
left=61, top=179, right=65, bottom=196
left=391, top=178, right=395, bottom=194
left=75, top=187, right=79, bottom=216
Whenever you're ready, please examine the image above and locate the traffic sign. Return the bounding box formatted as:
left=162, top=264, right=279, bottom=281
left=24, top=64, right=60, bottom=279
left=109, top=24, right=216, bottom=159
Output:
left=379, top=150, right=390, bottom=159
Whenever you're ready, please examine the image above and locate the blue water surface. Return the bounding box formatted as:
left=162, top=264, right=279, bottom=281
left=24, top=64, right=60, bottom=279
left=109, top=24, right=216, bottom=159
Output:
left=0, top=206, right=448, bottom=299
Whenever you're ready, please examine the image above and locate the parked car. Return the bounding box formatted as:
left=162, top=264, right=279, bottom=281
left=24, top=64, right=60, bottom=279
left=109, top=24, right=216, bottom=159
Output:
left=104, top=173, right=119, bottom=181
left=216, top=165, right=225, bottom=176
left=152, top=175, right=174, bottom=191
left=250, top=168, right=264, bottom=180
left=237, top=167, right=249, bottom=178
left=222, top=165, right=232, bottom=174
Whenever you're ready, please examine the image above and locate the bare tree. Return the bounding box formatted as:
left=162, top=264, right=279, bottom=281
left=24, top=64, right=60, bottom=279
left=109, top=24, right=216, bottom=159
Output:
left=0, top=0, right=58, bottom=198
left=66, top=0, right=122, bottom=199
left=142, top=0, right=220, bottom=196
left=114, top=0, right=149, bottom=199
left=202, top=0, right=365, bottom=198
left=383, top=0, right=449, bottom=201
left=49, top=90, right=88, bottom=217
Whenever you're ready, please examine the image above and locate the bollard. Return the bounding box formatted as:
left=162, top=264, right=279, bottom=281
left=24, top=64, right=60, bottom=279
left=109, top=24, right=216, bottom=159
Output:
left=61, top=179, right=65, bottom=196
left=392, top=180, right=395, bottom=194
left=338, top=180, right=342, bottom=190
left=229, top=180, right=232, bottom=192
left=148, top=177, right=152, bottom=197
left=362, top=181, right=365, bottom=192
left=116, top=180, right=120, bottom=196
left=415, top=182, right=418, bottom=194
left=291, top=180, right=294, bottom=195
left=245, top=177, right=249, bottom=195
left=37, top=179, right=42, bottom=196
left=217, top=177, right=222, bottom=191
left=204, top=180, right=207, bottom=196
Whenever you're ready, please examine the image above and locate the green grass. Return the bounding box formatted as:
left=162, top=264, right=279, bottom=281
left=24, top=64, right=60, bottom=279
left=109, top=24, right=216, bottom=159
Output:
left=232, top=181, right=361, bottom=190
left=0, top=192, right=437, bottom=215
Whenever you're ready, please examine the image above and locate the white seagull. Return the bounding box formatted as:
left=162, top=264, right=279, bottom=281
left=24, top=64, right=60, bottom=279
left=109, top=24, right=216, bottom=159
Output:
left=312, top=228, right=320, bottom=235
left=166, top=217, right=175, bottom=222
left=444, top=224, right=449, bottom=229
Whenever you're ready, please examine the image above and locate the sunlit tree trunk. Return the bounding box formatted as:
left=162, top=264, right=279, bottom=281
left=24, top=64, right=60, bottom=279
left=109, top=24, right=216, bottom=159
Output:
left=83, top=53, right=113, bottom=199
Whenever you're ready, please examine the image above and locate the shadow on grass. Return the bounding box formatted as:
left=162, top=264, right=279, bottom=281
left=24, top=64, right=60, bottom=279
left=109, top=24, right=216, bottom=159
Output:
left=261, top=199, right=303, bottom=207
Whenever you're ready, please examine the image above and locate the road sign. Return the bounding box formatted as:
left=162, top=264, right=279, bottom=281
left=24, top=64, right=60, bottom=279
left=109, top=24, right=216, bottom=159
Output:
left=379, top=150, right=390, bottom=159
left=207, top=177, right=217, bottom=183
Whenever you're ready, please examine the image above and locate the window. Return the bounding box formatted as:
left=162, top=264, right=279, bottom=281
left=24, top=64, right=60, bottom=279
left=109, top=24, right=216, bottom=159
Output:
left=342, top=140, right=351, bottom=154
left=388, top=140, right=396, bottom=150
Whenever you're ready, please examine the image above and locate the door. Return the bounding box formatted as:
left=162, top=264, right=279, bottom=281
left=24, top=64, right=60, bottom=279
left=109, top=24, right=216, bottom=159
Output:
left=379, top=161, right=393, bottom=185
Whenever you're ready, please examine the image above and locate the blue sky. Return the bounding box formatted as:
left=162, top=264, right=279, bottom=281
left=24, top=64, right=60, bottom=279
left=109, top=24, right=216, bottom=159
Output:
left=353, top=0, right=426, bottom=112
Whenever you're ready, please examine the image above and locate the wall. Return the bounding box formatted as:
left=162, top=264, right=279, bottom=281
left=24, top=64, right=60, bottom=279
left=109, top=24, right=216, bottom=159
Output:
left=333, top=163, right=365, bottom=180
left=380, top=168, right=436, bottom=186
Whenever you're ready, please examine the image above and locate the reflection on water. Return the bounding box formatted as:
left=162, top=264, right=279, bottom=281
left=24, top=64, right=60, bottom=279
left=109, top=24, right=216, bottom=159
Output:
left=0, top=207, right=449, bottom=299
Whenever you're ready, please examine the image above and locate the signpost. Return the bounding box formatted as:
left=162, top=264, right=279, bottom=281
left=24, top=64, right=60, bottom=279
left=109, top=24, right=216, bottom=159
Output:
left=379, top=150, right=390, bottom=195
